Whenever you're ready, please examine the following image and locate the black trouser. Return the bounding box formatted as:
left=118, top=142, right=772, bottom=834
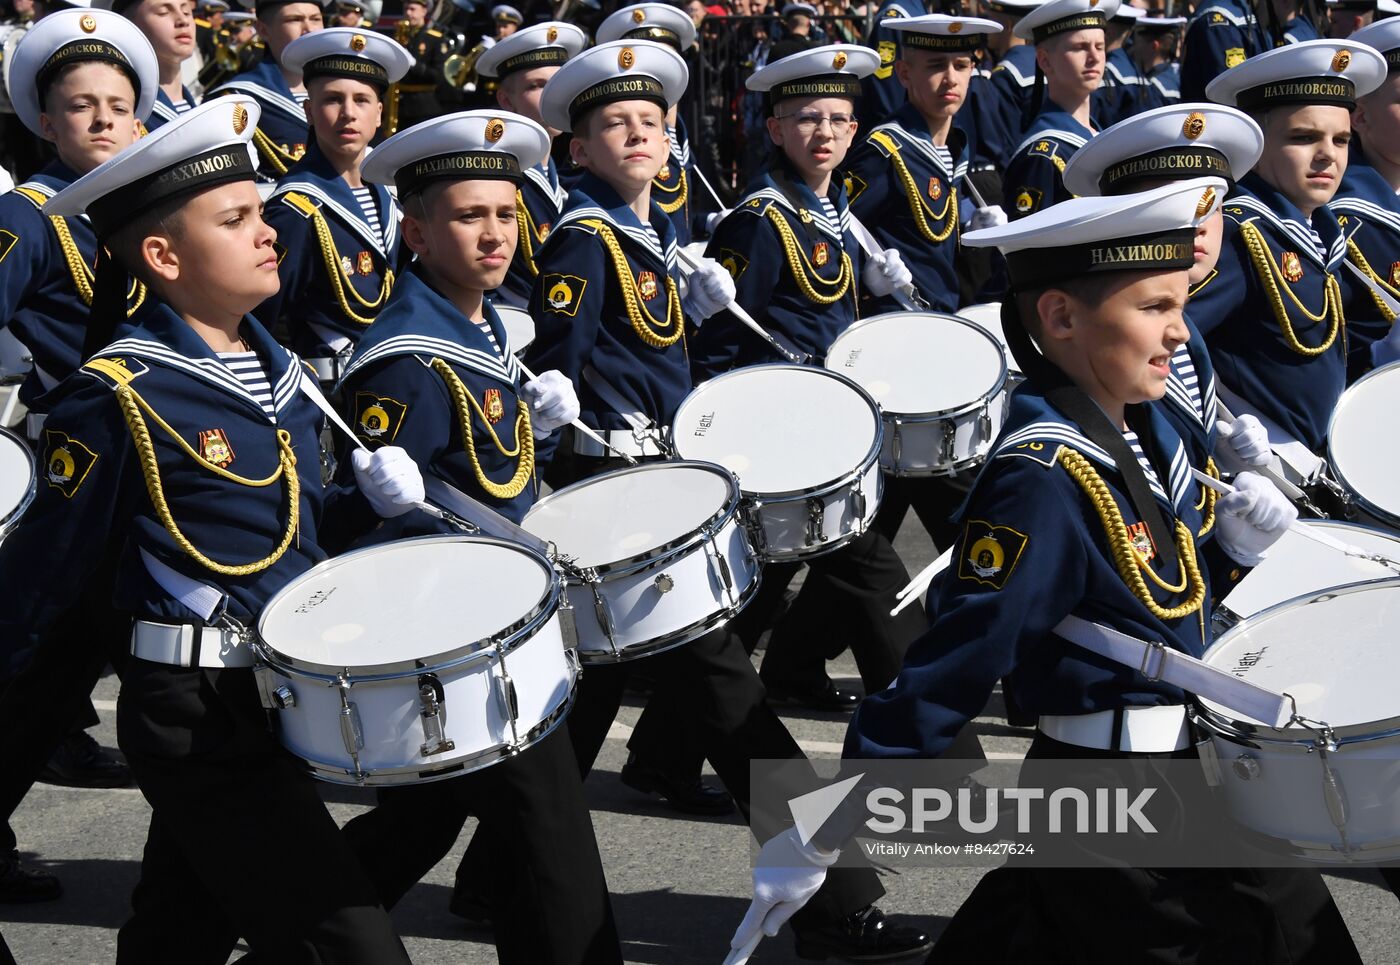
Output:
left=342, top=726, right=621, bottom=965
left=872, top=474, right=968, bottom=552
left=114, top=659, right=408, bottom=965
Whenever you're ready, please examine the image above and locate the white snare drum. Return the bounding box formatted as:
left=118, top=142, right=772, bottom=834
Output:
left=825, top=312, right=1007, bottom=476
left=255, top=535, right=578, bottom=786
left=1213, top=521, right=1400, bottom=632
left=0, top=426, right=35, bottom=539
left=671, top=365, right=883, bottom=562
left=1328, top=365, right=1400, bottom=530
left=956, top=302, right=1022, bottom=380
left=495, top=305, right=535, bottom=355
left=1195, top=580, right=1400, bottom=862
left=523, top=461, right=760, bottom=664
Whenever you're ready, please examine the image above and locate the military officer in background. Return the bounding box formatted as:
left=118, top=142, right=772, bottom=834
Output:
left=491, top=2, right=520, bottom=39
left=104, top=0, right=200, bottom=128
left=207, top=0, right=325, bottom=178
left=195, top=0, right=227, bottom=59
left=389, top=0, right=450, bottom=132
left=332, top=0, right=374, bottom=27
left=255, top=27, right=411, bottom=380
left=1003, top=0, right=1112, bottom=221
left=475, top=19, right=587, bottom=308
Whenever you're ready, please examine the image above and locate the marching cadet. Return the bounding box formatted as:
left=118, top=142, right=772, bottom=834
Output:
left=453, top=40, right=934, bottom=961
left=730, top=177, right=1363, bottom=965
left=475, top=19, right=587, bottom=308
left=1090, top=2, right=1142, bottom=130
left=389, top=0, right=450, bottom=133
left=328, top=109, right=623, bottom=965
left=596, top=3, right=716, bottom=247
left=106, top=0, right=200, bottom=128
left=1002, top=0, right=1113, bottom=220
left=206, top=0, right=324, bottom=179
left=982, top=0, right=1047, bottom=158
left=1, top=95, right=425, bottom=962
left=1131, top=14, right=1186, bottom=113
left=1179, top=0, right=1268, bottom=102
left=1194, top=40, right=1384, bottom=478
left=254, top=27, right=411, bottom=381
left=0, top=4, right=157, bottom=903
left=1062, top=102, right=1274, bottom=475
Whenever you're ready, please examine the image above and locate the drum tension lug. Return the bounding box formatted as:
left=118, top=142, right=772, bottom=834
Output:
left=939, top=420, right=957, bottom=466
left=336, top=674, right=365, bottom=783
left=806, top=497, right=825, bottom=546
left=891, top=417, right=902, bottom=465
left=418, top=673, right=456, bottom=758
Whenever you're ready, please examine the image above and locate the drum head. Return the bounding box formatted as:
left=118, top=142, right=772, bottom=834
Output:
left=826, top=312, right=1004, bottom=415
left=673, top=366, right=880, bottom=495
left=1330, top=366, right=1400, bottom=524
left=258, top=536, right=552, bottom=668
left=495, top=305, right=535, bottom=352
left=0, top=428, right=35, bottom=527
left=1218, top=521, right=1400, bottom=620
left=1202, top=579, right=1400, bottom=729
left=524, top=462, right=733, bottom=569
left=956, top=303, right=1020, bottom=375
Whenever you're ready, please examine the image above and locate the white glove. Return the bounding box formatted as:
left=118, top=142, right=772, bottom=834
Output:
left=861, top=248, right=913, bottom=298
left=1370, top=323, right=1400, bottom=369
left=704, top=209, right=730, bottom=234
left=351, top=446, right=424, bottom=519
left=1215, top=471, right=1297, bottom=566
left=729, top=828, right=840, bottom=954
left=969, top=204, right=1008, bottom=230
left=1215, top=414, right=1272, bottom=473
left=521, top=369, right=580, bottom=437
left=682, top=256, right=736, bottom=322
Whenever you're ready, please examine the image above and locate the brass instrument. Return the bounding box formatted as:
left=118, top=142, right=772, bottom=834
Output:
left=442, top=40, right=486, bottom=89
left=197, top=36, right=265, bottom=91
left=380, top=18, right=414, bottom=138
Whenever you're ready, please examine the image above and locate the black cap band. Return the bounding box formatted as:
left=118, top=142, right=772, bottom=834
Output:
left=1385, top=48, right=1400, bottom=74
left=1032, top=10, right=1106, bottom=43
left=395, top=150, right=523, bottom=197
left=1236, top=77, right=1357, bottom=110
left=1005, top=228, right=1196, bottom=289
left=900, top=31, right=984, bottom=53
left=1101, top=147, right=1232, bottom=194
left=623, top=26, right=683, bottom=49
left=498, top=46, right=571, bottom=77
left=569, top=75, right=667, bottom=126
left=88, top=144, right=256, bottom=238
left=38, top=40, right=139, bottom=103
left=769, top=74, right=863, bottom=103
left=303, top=54, right=389, bottom=90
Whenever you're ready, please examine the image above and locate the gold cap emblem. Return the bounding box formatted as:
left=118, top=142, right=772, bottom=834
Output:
left=232, top=104, right=249, bottom=135
left=1089, top=0, right=1099, bottom=6
left=485, top=117, right=505, bottom=142
left=1195, top=187, right=1217, bottom=219
left=832, top=51, right=848, bottom=70
left=619, top=46, right=635, bottom=69
left=79, top=13, right=96, bottom=32
left=546, top=26, right=559, bottom=42
left=632, top=7, right=646, bottom=21
left=948, top=22, right=963, bottom=33
left=1182, top=111, right=1206, bottom=140
left=350, top=33, right=367, bottom=51
left=1332, top=49, right=1351, bottom=72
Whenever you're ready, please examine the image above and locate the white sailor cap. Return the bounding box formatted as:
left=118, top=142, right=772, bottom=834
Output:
left=477, top=20, right=586, bottom=79
left=1206, top=39, right=1386, bottom=110
left=1135, top=15, right=1186, bottom=29
left=881, top=14, right=1003, bottom=54
left=1350, top=15, right=1400, bottom=72
left=539, top=39, right=687, bottom=133
left=1062, top=103, right=1263, bottom=196
left=981, top=0, right=1045, bottom=15
left=1013, top=0, right=1120, bottom=43
left=45, top=96, right=261, bottom=237
left=745, top=43, right=880, bottom=106
left=7, top=7, right=158, bottom=137
left=492, top=3, right=523, bottom=23
left=200, top=0, right=232, bottom=12
left=281, top=27, right=413, bottom=90
left=782, top=3, right=818, bottom=17
left=1109, top=3, right=1143, bottom=24
left=223, top=10, right=256, bottom=21
left=597, top=3, right=697, bottom=51
left=361, top=109, right=551, bottom=196
left=963, top=177, right=1226, bottom=290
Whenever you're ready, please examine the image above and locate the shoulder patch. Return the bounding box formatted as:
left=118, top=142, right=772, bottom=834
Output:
left=82, top=355, right=149, bottom=389
left=280, top=191, right=320, bottom=218
left=998, top=439, right=1061, bottom=467
left=957, top=519, right=1029, bottom=591
left=354, top=392, right=408, bottom=448
left=1013, top=187, right=1043, bottom=215
left=427, top=28, right=443, bottom=37
left=739, top=196, right=776, bottom=215
left=41, top=429, right=99, bottom=499
left=1028, top=139, right=1059, bottom=158
left=0, top=229, right=18, bottom=266
left=716, top=248, right=749, bottom=282
left=11, top=186, right=46, bottom=210
left=542, top=273, right=587, bottom=317
left=844, top=172, right=868, bottom=205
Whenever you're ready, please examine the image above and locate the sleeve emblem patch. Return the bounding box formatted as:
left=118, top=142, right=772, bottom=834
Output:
left=1014, top=187, right=1043, bottom=214
left=0, top=229, right=19, bottom=266
left=957, top=520, right=1029, bottom=590
left=1225, top=47, right=1245, bottom=68
left=354, top=392, right=408, bottom=448
left=717, top=248, right=748, bottom=281
left=543, top=273, right=587, bottom=317
left=42, top=430, right=99, bottom=499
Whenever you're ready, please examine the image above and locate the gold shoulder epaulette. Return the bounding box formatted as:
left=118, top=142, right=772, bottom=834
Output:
left=280, top=191, right=319, bottom=218
left=12, top=186, right=46, bottom=210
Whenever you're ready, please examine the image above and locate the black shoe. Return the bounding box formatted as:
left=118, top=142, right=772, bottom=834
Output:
left=0, top=851, right=61, bottom=903
left=793, top=905, right=933, bottom=962
left=38, top=731, right=134, bottom=789
left=620, top=755, right=735, bottom=815
left=763, top=676, right=862, bottom=713
left=447, top=888, right=493, bottom=929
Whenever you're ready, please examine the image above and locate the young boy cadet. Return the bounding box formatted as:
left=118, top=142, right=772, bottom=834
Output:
left=330, top=109, right=623, bottom=965
left=255, top=26, right=412, bottom=380
left=474, top=19, right=588, bottom=309
left=0, top=96, right=425, bottom=962
left=730, top=177, right=1363, bottom=965
left=1002, top=0, right=1114, bottom=220
left=1195, top=40, right=1385, bottom=476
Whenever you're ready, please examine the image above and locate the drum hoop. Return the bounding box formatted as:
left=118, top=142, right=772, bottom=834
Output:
left=0, top=426, right=37, bottom=537
left=670, top=365, right=885, bottom=501
left=526, top=460, right=743, bottom=576
left=1199, top=575, right=1400, bottom=742
left=825, top=312, right=1009, bottom=421
left=1326, top=365, right=1400, bottom=527
left=254, top=533, right=561, bottom=677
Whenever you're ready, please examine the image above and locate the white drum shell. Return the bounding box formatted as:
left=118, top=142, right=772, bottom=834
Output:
left=0, top=426, right=35, bottom=539
left=495, top=305, right=536, bottom=355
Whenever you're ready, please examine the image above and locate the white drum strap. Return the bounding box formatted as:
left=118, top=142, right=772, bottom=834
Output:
left=1214, top=381, right=1324, bottom=484
left=423, top=475, right=551, bottom=556
left=1342, top=257, right=1400, bottom=317
left=581, top=364, right=655, bottom=433
left=140, top=548, right=223, bottom=622
left=307, top=320, right=354, bottom=356
left=1054, top=615, right=1291, bottom=728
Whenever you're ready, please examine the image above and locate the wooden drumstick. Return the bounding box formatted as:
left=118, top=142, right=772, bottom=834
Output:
left=515, top=359, right=640, bottom=466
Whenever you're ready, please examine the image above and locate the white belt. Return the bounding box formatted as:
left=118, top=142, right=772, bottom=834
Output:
left=24, top=411, right=45, bottom=441
left=1039, top=705, right=1190, bottom=753
left=130, top=619, right=256, bottom=669
left=572, top=428, right=668, bottom=458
